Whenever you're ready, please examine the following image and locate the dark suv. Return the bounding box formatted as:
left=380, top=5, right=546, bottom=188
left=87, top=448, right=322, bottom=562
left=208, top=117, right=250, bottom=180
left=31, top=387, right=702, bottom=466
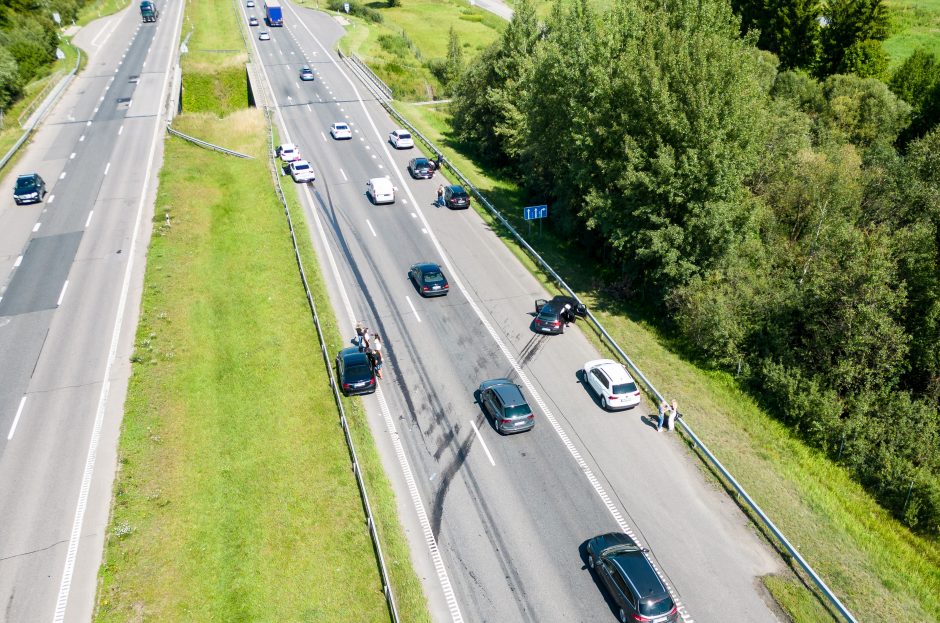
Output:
left=443, top=184, right=470, bottom=209
left=586, top=532, right=680, bottom=623
left=478, top=378, right=535, bottom=434
left=13, top=173, right=46, bottom=205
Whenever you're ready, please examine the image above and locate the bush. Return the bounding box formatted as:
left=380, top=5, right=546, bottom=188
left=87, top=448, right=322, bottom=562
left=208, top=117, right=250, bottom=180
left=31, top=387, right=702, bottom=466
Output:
left=0, top=45, right=22, bottom=109
left=327, top=0, right=383, bottom=22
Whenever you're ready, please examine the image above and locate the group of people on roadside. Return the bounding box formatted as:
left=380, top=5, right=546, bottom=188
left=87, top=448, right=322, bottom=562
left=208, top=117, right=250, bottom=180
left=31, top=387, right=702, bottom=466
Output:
left=656, top=399, right=679, bottom=432
left=355, top=322, right=384, bottom=379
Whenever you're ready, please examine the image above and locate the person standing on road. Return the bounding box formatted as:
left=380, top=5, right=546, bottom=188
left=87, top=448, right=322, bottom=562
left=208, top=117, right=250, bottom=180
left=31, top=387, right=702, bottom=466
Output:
left=436, top=184, right=444, bottom=207
left=657, top=400, right=667, bottom=431
left=667, top=399, right=678, bottom=431
left=355, top=322, right=366, bottom=351
left=371, top=335, right=384, bottom=378
left=435, top=152, right=443, bottom=172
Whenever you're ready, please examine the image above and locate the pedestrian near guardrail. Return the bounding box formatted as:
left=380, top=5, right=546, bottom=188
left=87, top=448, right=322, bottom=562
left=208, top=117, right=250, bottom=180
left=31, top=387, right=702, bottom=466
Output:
left=668, top=399, right=678, bottom=431
left=436, top=184, right=444, bottom=207
left=657, top=400, right=667, bottom=431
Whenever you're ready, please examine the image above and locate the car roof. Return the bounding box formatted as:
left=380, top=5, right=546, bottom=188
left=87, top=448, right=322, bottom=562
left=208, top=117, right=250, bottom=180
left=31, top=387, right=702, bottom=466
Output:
left=333, top=122, right=347, bottom=127
left=609, top=553, right=668, bottom=599
left=369, top=177, right=392, bottom=187
left=480, top=379, right=526, bottom=405
left=586, top=360, right=634, bottom=385
left=413, top=157, right=429, bottom=163
left=292, top=160, right=310, bottom=166
left=301, top=65, right=311, bottom=70
left=281, top=143, right=295, bottom=150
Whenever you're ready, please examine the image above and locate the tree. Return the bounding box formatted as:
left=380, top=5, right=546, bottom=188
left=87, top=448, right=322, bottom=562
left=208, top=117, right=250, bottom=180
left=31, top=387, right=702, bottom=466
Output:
left=0, top=44, right=21, bottom=109
left=732, top=0, right=821, bottom=70
left=891, top=49, right=940, bottom=141
left=841, top=38, right=888, bottom=79
left=443, top=27, right=462, bottom=90
left=818, top=0, right=890, bottom=77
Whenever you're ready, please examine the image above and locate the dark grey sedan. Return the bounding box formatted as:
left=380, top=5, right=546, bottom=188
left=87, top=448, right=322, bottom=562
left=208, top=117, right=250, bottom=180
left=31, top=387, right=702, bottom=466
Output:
left=586, top=532, right=680, bottom=623
left=336, top=347, right=376, bottom=396
left=407, top=157, right=434, bottom=179
left=478, top=378, right=535, bottom=434
left=409, top=262, right=449, bottom=297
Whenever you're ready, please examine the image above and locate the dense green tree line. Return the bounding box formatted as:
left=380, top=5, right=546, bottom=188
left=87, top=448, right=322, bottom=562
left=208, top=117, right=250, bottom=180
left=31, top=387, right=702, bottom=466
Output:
left=452, top=0, right=940, bottom=534
left=0, top=0, right=86, bottom=110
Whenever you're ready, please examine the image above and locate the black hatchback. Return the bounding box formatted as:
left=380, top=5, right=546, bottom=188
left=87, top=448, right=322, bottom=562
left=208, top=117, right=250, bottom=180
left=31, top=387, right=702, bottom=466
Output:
left=586, top=532, right=680, bottom=623
left=407, top=157, right=434, bottom=179
left=532, top=295, right=587, bottom=335
left=443, top=185, right=470, bottom=209
left=336, top=347, right=376, bottom=396
left=13, top=173, right=46, bottom=205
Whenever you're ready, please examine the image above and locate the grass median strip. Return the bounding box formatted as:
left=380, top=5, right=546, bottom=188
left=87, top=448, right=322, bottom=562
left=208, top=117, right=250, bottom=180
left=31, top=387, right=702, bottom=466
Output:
left=94, top=107, right=429, bottom=621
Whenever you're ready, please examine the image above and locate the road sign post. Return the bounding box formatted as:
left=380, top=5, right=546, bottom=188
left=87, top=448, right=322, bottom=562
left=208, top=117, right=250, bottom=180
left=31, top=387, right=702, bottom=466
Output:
left=523, top=204, right=548, bottom=237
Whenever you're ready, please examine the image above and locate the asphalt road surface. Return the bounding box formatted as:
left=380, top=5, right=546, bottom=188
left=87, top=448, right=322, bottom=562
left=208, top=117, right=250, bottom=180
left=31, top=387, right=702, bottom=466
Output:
left=0, top=2, right=182, bottom=621
left=244, top=4, right=785, bottom=623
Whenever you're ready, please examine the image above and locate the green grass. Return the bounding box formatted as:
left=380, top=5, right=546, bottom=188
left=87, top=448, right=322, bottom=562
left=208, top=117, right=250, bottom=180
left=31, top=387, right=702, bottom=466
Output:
left=394, top=100, right=940, bottom=622
left=76, top=0, right=132, bottom=26
left=884, top=0, right=940, bottom=67
left=305, top=0, right=503, bottom=101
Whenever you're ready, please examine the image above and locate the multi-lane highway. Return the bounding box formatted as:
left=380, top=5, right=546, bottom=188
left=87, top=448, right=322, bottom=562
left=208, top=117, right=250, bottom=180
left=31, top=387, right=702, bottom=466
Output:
left=245, top=4, right=785, bottom=622
left=0, top=2, right=182, bottom=621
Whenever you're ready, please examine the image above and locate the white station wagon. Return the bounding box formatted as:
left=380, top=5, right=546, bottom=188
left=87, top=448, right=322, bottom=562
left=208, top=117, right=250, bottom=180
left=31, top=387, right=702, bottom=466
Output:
left=582, top=359, right=642, bottom=411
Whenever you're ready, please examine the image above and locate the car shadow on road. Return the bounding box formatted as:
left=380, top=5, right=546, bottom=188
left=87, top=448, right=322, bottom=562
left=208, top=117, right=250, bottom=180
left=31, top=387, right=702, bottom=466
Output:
left=472, top=389, right=499, bottom=434
left=579, top=539, right=622, bottom=621
left=575, top=369, right=604, bottom=410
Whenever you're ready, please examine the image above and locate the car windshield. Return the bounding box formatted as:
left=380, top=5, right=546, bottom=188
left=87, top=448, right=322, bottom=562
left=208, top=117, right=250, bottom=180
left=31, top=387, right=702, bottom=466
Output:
left=612, top=382, right=638, bottom=394
left=398, top=132, right=411, bottom=139
left=294, top=163, right=310, bottom=171
left=504, top=404, right=530, bottom=418
left=451, top=187, right=468, bottom=198
left=345, top=364, right=372, bottom=380
left=414, top=158, right=429, bottom=167
left=601, top=543, right=642, bottom=557
left=15, top=178, right=35, bottom=191
left=335, top=124, right=348, bottom=130
left=638, top=595, right=676, bottom=617
left=422, top=271, right=443, bottom=283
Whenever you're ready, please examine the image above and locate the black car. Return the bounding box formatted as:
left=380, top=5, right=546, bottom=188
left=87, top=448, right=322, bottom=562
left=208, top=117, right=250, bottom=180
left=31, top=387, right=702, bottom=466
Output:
left=532, top=295, right=588, bottom=334
left=478, top=378, right=535, bottom=434
left=13, top=173, right=46, bottom=205
left=409, top=262, right=449, bottom=297
left=407, top=157, right=434, bottom=179
left=586, top=533, right=680, bottom=623
left=299, top=66, right=314, bottom=81
left=443, top=184, right=470, bottom=209
left=336, top=347, right=376, bottom=396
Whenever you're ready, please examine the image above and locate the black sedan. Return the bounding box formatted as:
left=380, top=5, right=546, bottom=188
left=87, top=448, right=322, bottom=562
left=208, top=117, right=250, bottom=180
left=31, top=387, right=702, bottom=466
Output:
left=586, top=533, right=680, bottom=623
left=443, top=184, right=470, bottom=209
left=336, top=347, right=376, bottom=396
left=407, top=157, right=434, bottom=179
left=409, top=262, right=449, bottom=297
left=532, top=295, right=587, bottom=334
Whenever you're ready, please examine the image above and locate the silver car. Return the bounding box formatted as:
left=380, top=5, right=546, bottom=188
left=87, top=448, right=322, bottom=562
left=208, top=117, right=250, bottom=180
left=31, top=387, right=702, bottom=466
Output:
left=478, top=379, right=535, bottom=434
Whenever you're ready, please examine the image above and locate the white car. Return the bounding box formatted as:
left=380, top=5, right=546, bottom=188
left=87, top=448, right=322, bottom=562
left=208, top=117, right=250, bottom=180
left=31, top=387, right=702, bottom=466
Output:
left=582, top=359, right=642, bottom=411
left=259, top=30, right=270, bottom=41
left=388, top=129, right=414, bottom=149
left=289, top=160, right=315, bottom=183
left=366, top=177, right=395, bottom=204
left=330, top=122, right=352, bottom=140
left=277, top=143, right=300, bottom=162
left=246, top=0, right=255, bottom=6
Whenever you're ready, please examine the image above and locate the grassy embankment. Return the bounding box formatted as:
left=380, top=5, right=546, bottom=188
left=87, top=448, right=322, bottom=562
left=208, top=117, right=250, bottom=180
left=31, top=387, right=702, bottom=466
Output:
left=884, top=0, right=940, bottom=66
left=76, top=0, right=132, bottom=26
left=334, top=2, right=940, bottom=622
left=0, top=38, right=83, bottom=173
left=92, top=0, right=430, bottom=620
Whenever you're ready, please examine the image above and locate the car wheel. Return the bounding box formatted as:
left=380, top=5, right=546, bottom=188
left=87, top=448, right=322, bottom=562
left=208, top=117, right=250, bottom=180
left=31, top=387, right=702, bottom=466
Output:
left=587, top=554, right=595, bottom=569
left=601, top=397, right=608, bottom=411
left=619, top=608, right=628, bottom=623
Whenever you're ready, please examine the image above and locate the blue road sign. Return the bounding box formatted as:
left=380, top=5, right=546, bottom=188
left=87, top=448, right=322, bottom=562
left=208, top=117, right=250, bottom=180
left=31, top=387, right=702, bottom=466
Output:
left=523, top=205, right=548, bottom=220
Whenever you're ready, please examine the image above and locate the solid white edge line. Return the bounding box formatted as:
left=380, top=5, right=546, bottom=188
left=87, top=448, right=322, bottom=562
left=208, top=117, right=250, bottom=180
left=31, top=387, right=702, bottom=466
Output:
left=7, top=396, right=27, bottom=440
left=56, top=280, right=69, bottom=307
left=404, top=295, right=421, bottom=323
left=289, top=10, right=694, bottom=622
left=468, top=420, right=496, bottom=466
left=257, top=11, right=463, bottom=621
left=51, top=0, right=183, bottom=618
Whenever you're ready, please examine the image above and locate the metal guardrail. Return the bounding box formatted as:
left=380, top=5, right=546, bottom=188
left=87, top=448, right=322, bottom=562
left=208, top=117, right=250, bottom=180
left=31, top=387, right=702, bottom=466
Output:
left=0, top=47, right=81, bottom=174
left=18, top=70, right=65, bottom=128
left=230, top=3, right=401, bottom=621
left=355, top=58, right=859, bottom=623
left=165, top=124, right=253, bottom=158
left=337, top=49, right=392, bottom=101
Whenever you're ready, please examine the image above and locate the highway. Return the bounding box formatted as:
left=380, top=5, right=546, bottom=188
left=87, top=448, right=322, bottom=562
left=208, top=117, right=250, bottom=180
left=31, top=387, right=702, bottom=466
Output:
left=0, top=1, right=183, bottom=621
left=245, top=4, right=785, bottom=622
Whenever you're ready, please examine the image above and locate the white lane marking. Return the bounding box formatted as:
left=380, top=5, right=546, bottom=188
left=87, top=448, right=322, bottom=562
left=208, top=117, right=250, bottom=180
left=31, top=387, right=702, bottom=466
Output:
left=79, top=135, right=85, bottom=142
left=47, top=194, right=55, bottom=204
left=57, top=280, right=69, bottom=307
left=292, top=13, right=695, bottom=621
left=402, top=199, right=408, bottom=205
left=118, top=125, right=124, bottom=135
left=7, top=396, right=27, bottom=440
left=85, top=211, right=94, bottom=228
left=52, top=0, right=183, bottom=618
left=69, top=153, right=76, bottom=159
left=339, top=168, right=347, bottom=181
left=59, top=172, right=67, bottom=180
left=410, top=212, right=417, bottom=219
left=366, top=219, right=376, bottom=237
left=32, top=222, right=41, bottom=232
left=307, top=104, right=312, bottom=111
left=421, top=228, right=428, bottom=234
left=86, top=120, right=91, bottom=126
left=104, top=162, right=111, bottom=176
left=405, top=296, right=422, bottom=323
left=13, top=255, right=22, bottom=268
left=469, top=420, right=496, bottom=466
left=320, top=131, right=327, bottom=142
left=379, top=164, right=384, bottom=169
